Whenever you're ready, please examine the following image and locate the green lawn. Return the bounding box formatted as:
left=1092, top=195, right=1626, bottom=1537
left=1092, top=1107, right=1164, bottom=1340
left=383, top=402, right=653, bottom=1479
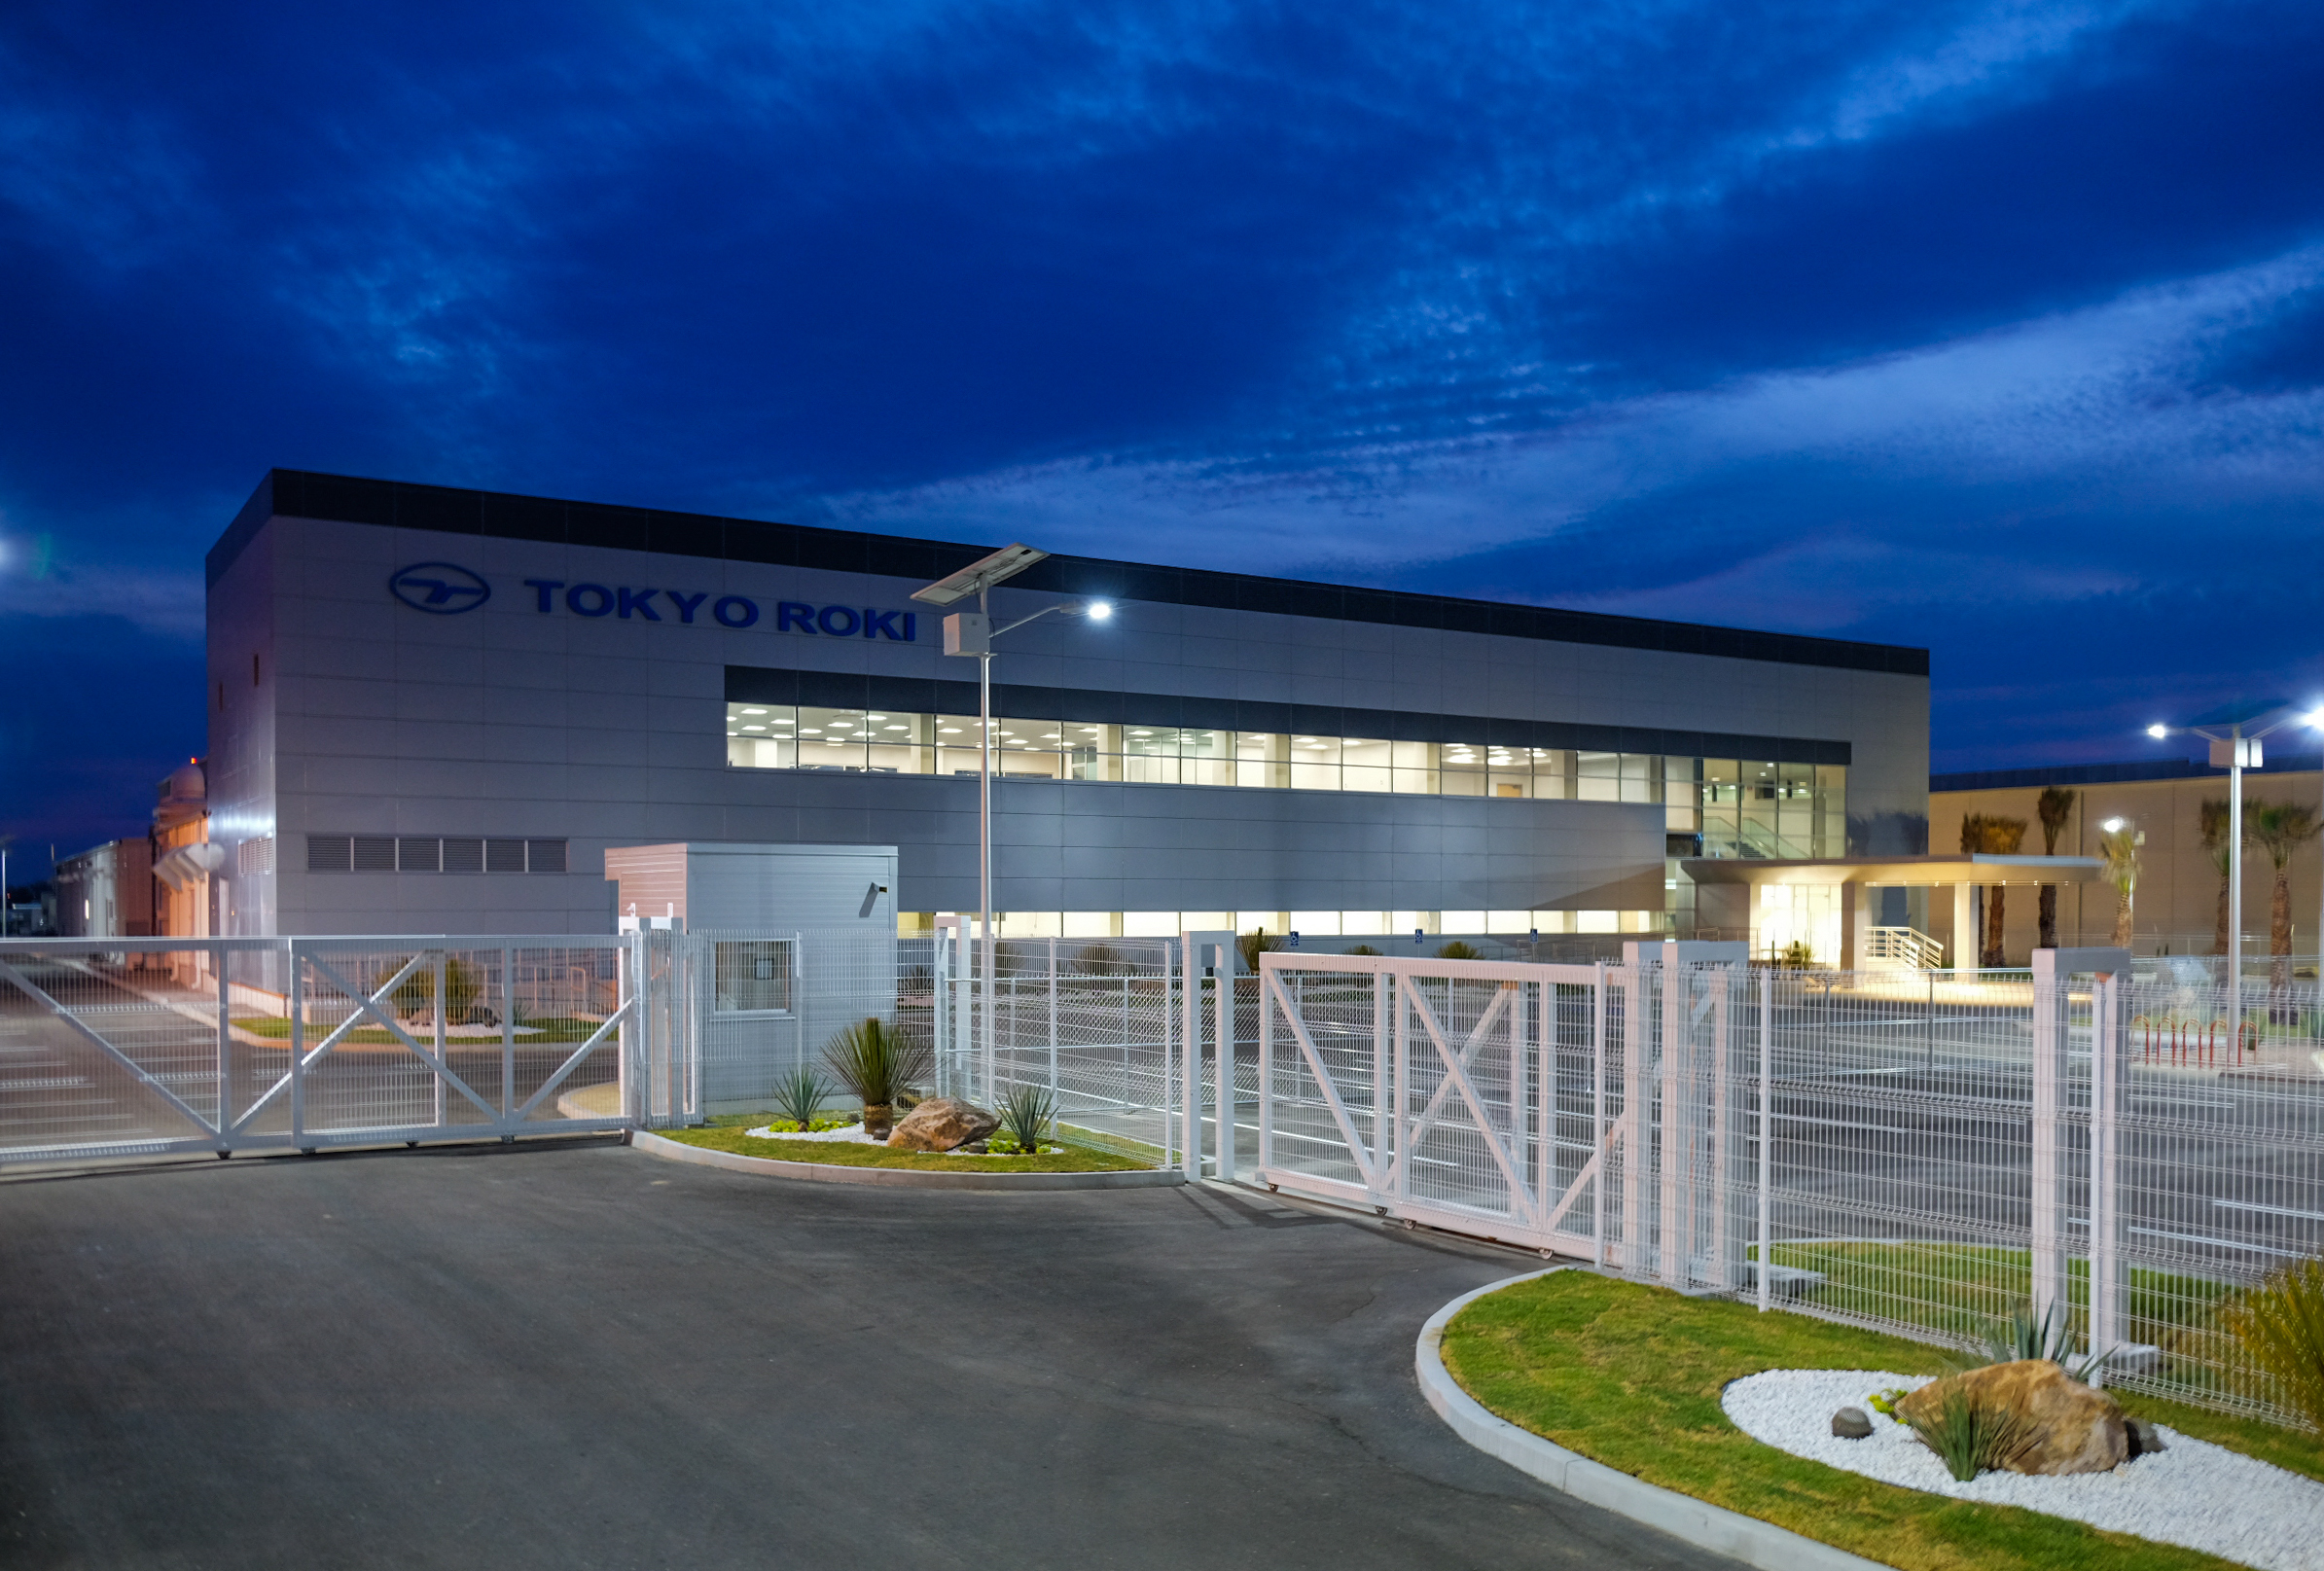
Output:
left=1441, top=1271, right=2322, bottom=1571
left=1768, top=1240, right=2235, bottom=1345
left=660, top=1124, right=1152, bottom=1173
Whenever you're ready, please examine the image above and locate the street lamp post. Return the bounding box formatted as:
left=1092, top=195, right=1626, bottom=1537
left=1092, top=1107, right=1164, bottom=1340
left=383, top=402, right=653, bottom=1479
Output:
left=913, top=545, right=1110, bottom=1103
left=2150, top=701, right=2300, bottom=1020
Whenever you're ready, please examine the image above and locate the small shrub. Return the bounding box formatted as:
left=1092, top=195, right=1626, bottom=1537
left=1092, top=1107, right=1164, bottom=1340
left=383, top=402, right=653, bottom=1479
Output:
left=1236, top=928, right=1283, bottom=973
left=997, top=1084, right=1056, bottom=1152
left=1961, top=1301, right=2107, bottom=1382
left=2222, top=1255, right=2324, bottom=1431
left=770, top=1066, right=832, bottom=1130
left=1908, top=1382, right=2036, bottom=1482
left=985, top=1129, right=1024, bottom=1156
left=1435, top=941, right=1483, bottom=960
left=1344, top=945, right=1383, bottom=956
left=1866, top=1386, right=1910, bottom=1418
left=821, top=1017, right=932, bottom=1109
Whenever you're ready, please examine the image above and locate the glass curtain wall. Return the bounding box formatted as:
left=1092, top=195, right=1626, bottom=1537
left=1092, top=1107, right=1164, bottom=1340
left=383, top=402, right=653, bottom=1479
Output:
left=726, top=703, right=1846, bottom=855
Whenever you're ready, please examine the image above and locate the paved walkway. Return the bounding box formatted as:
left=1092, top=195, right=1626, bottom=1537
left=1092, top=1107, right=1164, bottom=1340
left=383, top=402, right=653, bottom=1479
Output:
left=0, top=1138, right=1734, bottom=1570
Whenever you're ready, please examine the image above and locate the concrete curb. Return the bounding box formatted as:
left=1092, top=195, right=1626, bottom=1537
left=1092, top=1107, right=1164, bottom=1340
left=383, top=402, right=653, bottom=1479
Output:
left=629, top=1129, right=1187, bottom=1191
left=1415, top=1269, right=1891, bottom=1571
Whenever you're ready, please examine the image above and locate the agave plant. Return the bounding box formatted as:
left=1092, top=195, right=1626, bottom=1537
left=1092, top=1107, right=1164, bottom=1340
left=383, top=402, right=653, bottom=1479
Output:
left=1908, top=1383, right=2036, bottom=1482
left=996, top=1084, right=1056, bottom=1153
left=2221, top=1255, right=2324, bottom=1432
left=769, top=1065, right=833, bottom=1131
left=1961, top=1300, right=2109, bottom=1383
left=821, top=1018, right=932, bottom=1138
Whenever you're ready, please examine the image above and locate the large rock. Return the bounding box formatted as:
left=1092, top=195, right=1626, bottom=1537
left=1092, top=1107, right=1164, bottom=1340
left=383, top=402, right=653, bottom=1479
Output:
left=886, top=1098, right=1000, bottom=1152
left=1894, top=1359, right=2127, bottom=1476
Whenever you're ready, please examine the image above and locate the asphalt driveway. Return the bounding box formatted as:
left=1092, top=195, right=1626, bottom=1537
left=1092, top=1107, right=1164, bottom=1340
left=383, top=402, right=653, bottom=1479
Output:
left=0, top=1137, right=1734, bottom=1570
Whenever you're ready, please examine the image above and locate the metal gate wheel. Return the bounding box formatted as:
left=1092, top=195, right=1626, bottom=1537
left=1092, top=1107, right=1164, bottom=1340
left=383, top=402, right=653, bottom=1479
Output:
left=1404, top=1218, right=1417, bottom=1230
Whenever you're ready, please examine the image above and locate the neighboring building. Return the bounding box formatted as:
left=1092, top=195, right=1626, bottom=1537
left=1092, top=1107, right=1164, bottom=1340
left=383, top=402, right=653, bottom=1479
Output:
left=54, top=839, right=154, bottom=939
left=151, top=758, right=221, bottom=939
left=204, top=469, right=1933, bottom=941
left=1931, top=756, right=2324, bottom=960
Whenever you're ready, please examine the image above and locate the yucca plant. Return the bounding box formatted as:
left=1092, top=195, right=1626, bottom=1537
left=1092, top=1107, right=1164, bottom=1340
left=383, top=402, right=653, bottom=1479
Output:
left=2222, top=1255, right=2324, bottom=1431
left=996, top=1084, right=1056, bottom=1153
left=1236, top=928, right=1283, bottom=973
left=769, top=1066, right=833, bottom=1131
left=1435, top=941, right=1482, bottom=960
left=1909, top=1383, right=2036, bottom=1482
left=1961, top=1300, right=2108, bottom=1382
left=821, top=1018, right=932, bottom=1139
left=1344, top=945, right=1383, bottom=957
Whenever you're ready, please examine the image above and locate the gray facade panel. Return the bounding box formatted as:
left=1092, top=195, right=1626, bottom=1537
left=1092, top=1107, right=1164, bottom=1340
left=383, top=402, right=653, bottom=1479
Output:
left=209, top=496, right=1928, bottom=938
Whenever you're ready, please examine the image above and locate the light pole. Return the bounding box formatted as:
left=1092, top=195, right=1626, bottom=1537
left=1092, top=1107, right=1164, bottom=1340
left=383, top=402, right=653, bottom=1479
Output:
left=2150, top=701, right=2296, bottom=1017
left=913, top=545, right=1111, bottom=1103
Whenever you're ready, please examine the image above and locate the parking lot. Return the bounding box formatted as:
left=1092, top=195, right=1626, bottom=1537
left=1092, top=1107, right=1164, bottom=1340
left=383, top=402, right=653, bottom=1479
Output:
left=0, top=1136, right=1736, bottom=1571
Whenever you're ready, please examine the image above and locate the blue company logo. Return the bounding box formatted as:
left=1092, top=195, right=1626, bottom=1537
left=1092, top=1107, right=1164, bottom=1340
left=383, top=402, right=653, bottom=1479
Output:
left=389, top=562, right=492, bottom=614
left=518, top=578, right=915, bottom=641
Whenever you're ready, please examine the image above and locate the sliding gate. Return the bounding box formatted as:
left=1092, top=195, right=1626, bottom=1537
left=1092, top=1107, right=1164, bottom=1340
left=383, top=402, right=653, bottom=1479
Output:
left=1255, top=949, right=1761, bottom=1276
left=0, top=934, right=689, bottom=1164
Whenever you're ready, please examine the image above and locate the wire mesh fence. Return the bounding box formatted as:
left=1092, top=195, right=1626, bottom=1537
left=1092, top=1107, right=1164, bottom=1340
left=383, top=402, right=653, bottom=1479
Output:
left=1250, top=947, right=2324, bottom=1428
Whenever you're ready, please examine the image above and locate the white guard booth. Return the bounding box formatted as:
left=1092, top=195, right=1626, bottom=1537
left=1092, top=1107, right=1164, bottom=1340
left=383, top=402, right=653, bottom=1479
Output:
left=604, top=842, right=899, bottom=1113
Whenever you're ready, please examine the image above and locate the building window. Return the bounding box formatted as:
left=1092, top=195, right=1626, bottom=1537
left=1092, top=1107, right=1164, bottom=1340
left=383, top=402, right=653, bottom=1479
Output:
left=307, top=836, right=569, bottom=873
left=713, top=940, right=793, bottom=1014
left=723, top=702, right=1845, bottom=854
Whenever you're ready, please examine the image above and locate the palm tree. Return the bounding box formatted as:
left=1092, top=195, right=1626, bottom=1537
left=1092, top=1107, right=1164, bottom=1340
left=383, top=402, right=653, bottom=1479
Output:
left=2097, top=826, right=2141, bottom=947
left=2246, top=802, right=2319, bottom=989
left=2035, top=787, right=2076, bottom=949
left=1962, top=814, right=2028, bottom=967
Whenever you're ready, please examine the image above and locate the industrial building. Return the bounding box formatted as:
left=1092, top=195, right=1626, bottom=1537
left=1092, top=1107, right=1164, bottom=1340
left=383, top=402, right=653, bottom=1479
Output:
left=197, top=469, right=1934, bottom=949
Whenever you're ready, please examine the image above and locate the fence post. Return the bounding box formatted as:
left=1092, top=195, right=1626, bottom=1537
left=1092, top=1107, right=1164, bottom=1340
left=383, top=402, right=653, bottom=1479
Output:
left=2030, top=948, right=2065, bottom=1333
left=1757, top=968, right=1772, bottom=1312
left=214, top=947, right=231, bottom=1143
left=1622, top=963, right=1646, bottom=1276
left=2091, top=968, right=2125, bottom=1384
left=1374, top=967, right=1390, bottom=1201
left=1215, top=959, right=1235, bottom=1184
left=1658, top=951, right=1683, bottom=1286
left=1048, top=936, right=1059, bottom=1097
left=1393, top=959, right=1411, bottom=1202
left=1591, top=961, right=1607, bottom=1269
left=499, top=945, right=515, bottom=1126
left=1258, top=959, right=1273, bottom=1173
left=1710, top=969, right=1731, bottom=1289
left=288, top=940, right=304, bottom=1148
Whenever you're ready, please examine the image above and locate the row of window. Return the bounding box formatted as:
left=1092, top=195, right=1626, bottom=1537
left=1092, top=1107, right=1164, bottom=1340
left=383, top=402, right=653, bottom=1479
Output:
left=306, top=836, right=570, bottom=874
left=725, top=703, right=1847, bottom=855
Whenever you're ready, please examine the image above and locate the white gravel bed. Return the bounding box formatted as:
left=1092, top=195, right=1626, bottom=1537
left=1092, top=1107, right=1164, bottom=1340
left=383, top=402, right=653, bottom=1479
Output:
left=743, top=1124, right=877, bottom=1144
left=1722, top=1370, right=2324, bottom=1571
left=739, top=1125, right=1062, bottom=1155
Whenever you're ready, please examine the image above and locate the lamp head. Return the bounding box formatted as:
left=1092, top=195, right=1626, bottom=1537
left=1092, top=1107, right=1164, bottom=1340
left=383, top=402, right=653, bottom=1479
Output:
left=1083, top=599, right=1113, bottom=622
left=2146, top=724, right=2168, bottom=739
left=2305, top=708, right=2324, bottom=729
left=2102, top=817, right=2126, bottom=833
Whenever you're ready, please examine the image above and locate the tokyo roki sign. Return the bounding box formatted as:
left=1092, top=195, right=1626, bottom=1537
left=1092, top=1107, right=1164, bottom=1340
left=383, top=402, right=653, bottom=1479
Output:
left=386, top=562, right=918, bottom=641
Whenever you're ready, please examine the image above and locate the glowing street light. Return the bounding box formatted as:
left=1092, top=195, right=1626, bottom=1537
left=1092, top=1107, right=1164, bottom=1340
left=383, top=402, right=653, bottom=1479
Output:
left=2148, top=700, right=2295, bottom=1009
left=912, top=546, right=1112, bottom=1099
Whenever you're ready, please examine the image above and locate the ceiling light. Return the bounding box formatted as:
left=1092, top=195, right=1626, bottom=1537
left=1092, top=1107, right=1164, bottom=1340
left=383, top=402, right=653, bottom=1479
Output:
left=802, top=729, right=823, bottom=735
left=940, top=728, right=962, bottom=734
left=740, top=707, right=767, bottom=715
left=1130, top=730, right=1152, bottom=736
left=867, top=715, right=886, bottom=721
left=742, top=725, right=765, bottom=732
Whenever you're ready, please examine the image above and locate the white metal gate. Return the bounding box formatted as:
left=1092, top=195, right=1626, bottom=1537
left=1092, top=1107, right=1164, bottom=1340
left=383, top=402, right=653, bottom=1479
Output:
left=0, top=933, right=684, bottom=1163
left=1255, top=950, right=1632, bottom=1258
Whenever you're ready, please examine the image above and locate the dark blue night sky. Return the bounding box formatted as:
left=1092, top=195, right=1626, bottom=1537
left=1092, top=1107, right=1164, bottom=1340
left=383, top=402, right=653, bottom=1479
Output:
left=5, top=1, right=2323, bottom=868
